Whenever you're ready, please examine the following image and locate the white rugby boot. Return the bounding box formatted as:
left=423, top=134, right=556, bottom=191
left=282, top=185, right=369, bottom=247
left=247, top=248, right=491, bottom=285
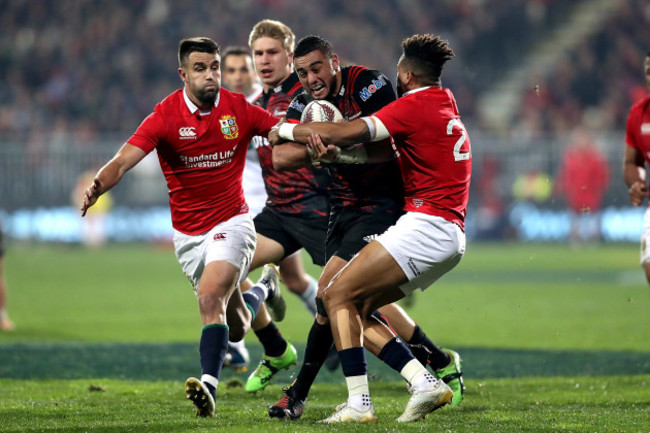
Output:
left=320, top=402, right=378, bottom=424
left=396, top=378, right=453, bottom=422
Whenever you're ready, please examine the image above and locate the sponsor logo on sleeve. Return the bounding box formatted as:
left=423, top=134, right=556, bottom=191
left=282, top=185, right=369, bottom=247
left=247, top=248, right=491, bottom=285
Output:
left=220, top=115, right=239, bottom=139
left=359, top=76, right=387, bottom=101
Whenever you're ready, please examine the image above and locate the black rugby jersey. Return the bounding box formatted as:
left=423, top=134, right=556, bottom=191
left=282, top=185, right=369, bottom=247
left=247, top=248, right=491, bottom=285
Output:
left=253, top=72, right=330, bottom=217
left=286, top=66, right=404, bottom=211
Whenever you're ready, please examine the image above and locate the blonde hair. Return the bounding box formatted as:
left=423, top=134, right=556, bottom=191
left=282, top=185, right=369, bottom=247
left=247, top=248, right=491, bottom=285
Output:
left=248, top=19, right=295, bottom=53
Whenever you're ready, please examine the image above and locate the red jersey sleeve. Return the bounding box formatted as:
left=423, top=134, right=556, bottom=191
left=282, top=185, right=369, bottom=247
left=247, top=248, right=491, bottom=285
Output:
left=625, top=105, right=640, bottom=149
left=128, top=106, right=168, bottom=153
left=248, top=102, right=280, bottom=137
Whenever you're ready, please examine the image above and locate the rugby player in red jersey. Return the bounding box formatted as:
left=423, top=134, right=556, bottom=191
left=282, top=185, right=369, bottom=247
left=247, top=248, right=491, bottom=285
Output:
left=270, top=34, right=471, bottom=423
left=267, top=35, right=465, bottom=422
left=623, top=51, right=650, bottom=284
left=80, top=37, right=283, bottom=418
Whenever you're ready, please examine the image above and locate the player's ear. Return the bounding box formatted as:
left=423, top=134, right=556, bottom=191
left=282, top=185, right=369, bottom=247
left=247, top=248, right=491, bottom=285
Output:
left=178, top=67, right=188, bottom=84
left=331, top=54, right=340, bottom=71
left=406, top=70, right=415, bottom=85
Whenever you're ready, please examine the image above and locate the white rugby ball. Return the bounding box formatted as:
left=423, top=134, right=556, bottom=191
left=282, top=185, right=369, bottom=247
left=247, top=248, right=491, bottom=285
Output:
left=300, top=100, right=344, bottom=124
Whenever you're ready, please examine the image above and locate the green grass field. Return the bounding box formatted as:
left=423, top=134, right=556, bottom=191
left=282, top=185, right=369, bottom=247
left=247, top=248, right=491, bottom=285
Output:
left=1, top=242, right=649, bottom=432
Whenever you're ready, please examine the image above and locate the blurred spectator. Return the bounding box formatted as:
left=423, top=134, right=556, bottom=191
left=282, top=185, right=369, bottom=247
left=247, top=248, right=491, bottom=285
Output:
left=0, top=0, right=574, bottom=141
left=0, top=218, right=15, bottom=331
left=556, top=127, right=610, bottom=243
left=512, top=171, right=552, bottom=204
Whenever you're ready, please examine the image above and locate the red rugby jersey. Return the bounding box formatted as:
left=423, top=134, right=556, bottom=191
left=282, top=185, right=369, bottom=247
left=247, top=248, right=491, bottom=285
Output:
left=625, top=95, right=650, bottom=183
left=373, top=86, right=471, bottom=229
left=128, top=88, right=279, bottom=234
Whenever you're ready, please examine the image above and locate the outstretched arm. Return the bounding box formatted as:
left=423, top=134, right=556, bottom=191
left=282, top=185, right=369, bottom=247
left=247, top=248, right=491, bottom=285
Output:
left=80, top=143, right=147, bottom=216
left=269, top=116, right=394, bottom=164
left=269, top=117, right=373, bottom=147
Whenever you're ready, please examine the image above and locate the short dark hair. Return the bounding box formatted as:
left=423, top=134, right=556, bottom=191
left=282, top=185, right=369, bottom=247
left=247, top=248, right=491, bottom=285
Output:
left=294, top=35, right=334, bottom=60
left=222, top=46, right=252, bottom=66
left=400, top=34, right=454, bottom=85
left=178, top=37, right=220, bottom=68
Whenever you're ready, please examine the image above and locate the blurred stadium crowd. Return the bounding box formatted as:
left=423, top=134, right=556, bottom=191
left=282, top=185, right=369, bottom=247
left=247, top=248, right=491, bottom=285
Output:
left=0, top=0, right=649, bottom=243
left=1, top=0, right=647, bottom=140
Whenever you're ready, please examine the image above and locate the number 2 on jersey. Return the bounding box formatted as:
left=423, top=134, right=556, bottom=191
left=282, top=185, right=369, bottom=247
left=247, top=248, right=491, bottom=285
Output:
left=447, top=118, right=470, bottom=162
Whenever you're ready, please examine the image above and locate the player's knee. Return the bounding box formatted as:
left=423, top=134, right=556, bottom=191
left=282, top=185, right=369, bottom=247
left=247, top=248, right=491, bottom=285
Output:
left=197, top=291, right=226, bottom=315
left=321, top=286, right=347, bottom=313
left=317, top=277, right=329, bottom=294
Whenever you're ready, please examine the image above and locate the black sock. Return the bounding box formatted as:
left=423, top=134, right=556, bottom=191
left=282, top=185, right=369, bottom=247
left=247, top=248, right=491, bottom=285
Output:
left=254, top=321, right=287, bottom=357
left=293, top=320, right=334, bottom=399
left=408, top=325, right=450, bottom=369
left=199, top=324, right=229, bottom=398
left=242, top=285, right=266, bottom=320
left=378, top=336, right=414, bottom=372
left=338, top=346, right=367, bottom=377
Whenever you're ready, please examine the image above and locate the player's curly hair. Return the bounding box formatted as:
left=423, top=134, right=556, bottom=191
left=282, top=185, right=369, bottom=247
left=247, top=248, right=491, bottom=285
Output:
left=249, top=19, right=295, bottom=53
left=401, top=34, right=454, bottom=85
left=178, top=37, right=220, bottom=68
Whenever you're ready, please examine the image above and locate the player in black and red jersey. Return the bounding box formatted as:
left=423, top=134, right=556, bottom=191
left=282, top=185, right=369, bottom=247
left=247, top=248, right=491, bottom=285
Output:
left=272, top=33, right=470, bottom=423
left=240, top=20, right=332, bottom=393
left=268, top=35, right=464, bottom=421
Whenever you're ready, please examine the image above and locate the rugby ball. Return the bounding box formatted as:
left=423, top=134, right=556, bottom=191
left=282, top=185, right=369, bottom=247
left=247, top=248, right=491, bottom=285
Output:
left=300, top=100, right=344, bottom=123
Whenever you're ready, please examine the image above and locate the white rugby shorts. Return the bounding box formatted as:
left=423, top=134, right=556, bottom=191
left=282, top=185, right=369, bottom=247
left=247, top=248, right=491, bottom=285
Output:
left=243, top=147, right=267, bottom=217
left=640, top=207, right=650, bottom=264
left=375, top=212, right=465, bottom=295
left=173, top=213, right=257, bottom=293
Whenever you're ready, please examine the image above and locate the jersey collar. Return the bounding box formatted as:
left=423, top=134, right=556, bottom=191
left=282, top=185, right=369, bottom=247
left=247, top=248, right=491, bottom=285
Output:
left=183, top=88, right=220, bottom=114
left=402, top=86, right=434, bottom=97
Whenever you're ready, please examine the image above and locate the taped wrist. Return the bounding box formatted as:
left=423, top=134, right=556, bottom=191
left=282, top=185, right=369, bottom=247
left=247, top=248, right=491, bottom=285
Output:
left=278, top=123, right=296, bottom=141
left=334, top=146, right=368, bottom=164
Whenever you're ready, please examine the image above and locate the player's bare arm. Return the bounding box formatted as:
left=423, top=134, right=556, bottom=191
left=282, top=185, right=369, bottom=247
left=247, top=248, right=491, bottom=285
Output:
left=623, top=146, right=649, bottom=206
left=273, top=116, right=395, bottom=164
left=274, top=117, right=370, bottom=147
left=81, top=143, right=146, bottom=216
left=306, top=133, right=396, bottom=164
left=271, top=140, right=314, bottom=171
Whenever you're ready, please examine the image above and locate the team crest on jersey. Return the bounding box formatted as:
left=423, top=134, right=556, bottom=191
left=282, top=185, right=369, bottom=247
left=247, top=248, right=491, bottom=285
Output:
left=220, top=115, right=239, bottom=139
left=641, top=123, right=650, bottom=135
